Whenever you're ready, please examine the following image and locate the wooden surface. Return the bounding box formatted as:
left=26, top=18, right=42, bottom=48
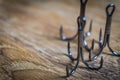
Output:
left=0, top=0, right=120, bottom=80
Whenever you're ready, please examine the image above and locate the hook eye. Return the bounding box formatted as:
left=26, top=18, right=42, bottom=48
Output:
left=80, top=0, right=88, bottom=4
left=106, top=3, right=115, bottom=16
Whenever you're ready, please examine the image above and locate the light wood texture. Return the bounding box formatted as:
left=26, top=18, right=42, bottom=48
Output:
left=0, top=0, right=120, bottom=80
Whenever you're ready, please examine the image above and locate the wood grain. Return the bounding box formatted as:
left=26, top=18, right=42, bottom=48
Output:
left=0, top=0, right=120, bottom=80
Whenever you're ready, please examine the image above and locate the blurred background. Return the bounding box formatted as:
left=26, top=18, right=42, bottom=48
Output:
left=0, top=0, right=120, bottom=80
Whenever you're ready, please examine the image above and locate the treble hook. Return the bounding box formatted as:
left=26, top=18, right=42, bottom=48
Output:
left=66, top=16, right=103, bottom=77
left=91, top=3, right=120, bottom=61
left=106, top=3, right=120, bottom=57
left=59, top=0, right=93, bottom=41
left=83, top=26, right=103, bottom=62
left=78, top=17, right=103, bottom=70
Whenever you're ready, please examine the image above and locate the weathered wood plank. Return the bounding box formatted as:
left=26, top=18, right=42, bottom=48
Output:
left=0, top=0, right=120, bottom=80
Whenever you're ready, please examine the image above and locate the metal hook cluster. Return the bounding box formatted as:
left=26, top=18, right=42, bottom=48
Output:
left=66, top=16, right=103, bottom=77
left=59, top=0, right=120, bottom=77
left=91, top=3, right=120, bottom=61
left=60, top=0, right=92, bottom=43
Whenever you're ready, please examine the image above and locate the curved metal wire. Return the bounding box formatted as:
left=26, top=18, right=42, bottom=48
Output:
left=78, top=16, right=103, bottom=70
left=66, top=46, right=80, bottom=77
left=84, top=39, right=103, bottom=69
left=60, top=26, right=78, bottom=41
left=59, top=0, right=92, bottom=42
left=91, top=3, right=120, bottom=61
left=62, top=1, right=119, bottom=78
left=66, top=16, right=103, bottom=77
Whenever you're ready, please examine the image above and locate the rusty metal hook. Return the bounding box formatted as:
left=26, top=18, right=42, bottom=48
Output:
left=106, top=3, right=120, bottom=56
left=91, top=3, right=120, bottom=61
left=78, top=17, right=103, bottom=71
left=66, top=16, right=103, bottom=77
left=59, top=0, right=92, bottom=42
